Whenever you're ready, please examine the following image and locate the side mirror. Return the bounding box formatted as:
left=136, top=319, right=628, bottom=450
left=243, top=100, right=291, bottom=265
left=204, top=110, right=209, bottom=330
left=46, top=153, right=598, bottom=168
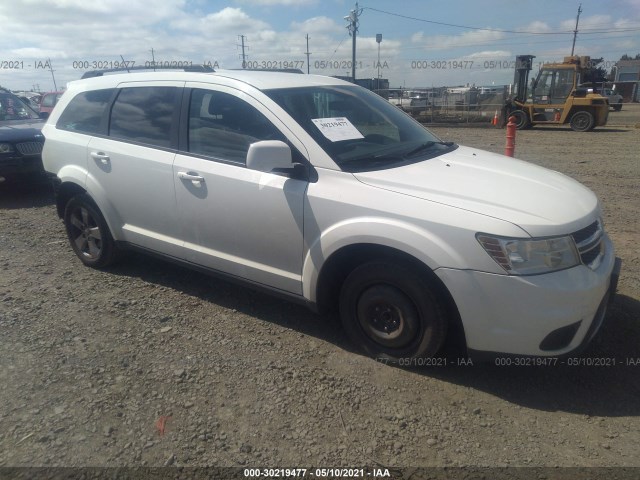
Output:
left=246, top=140, right=293, bottom=173
left=39, top=111, right=49, bottom=119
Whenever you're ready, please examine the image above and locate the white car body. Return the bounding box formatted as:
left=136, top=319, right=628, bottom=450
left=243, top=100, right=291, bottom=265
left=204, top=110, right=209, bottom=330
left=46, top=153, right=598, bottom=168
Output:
left=603, top=88, right=623, bottom=110
left=42, top=69, right=619, bottom=360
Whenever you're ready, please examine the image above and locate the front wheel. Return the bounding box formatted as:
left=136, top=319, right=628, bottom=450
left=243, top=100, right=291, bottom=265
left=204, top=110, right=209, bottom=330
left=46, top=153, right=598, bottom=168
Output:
left=613, top=104, right=622, bottom=112
left=570, top=111, right=594, bottom=132
left=64, top=194, right=118, bottom=268
left=339, top=261, right=448, bottom=362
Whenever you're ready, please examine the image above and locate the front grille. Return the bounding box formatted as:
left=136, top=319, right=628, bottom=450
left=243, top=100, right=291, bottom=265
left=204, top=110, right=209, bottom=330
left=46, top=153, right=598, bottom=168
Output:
left=571, top=220, right=604, bottom=269
left=16, top=142, right=43, bottom=156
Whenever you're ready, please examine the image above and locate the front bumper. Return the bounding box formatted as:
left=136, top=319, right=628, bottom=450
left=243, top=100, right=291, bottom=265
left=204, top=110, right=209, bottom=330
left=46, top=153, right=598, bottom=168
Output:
left=0, top=154, right=45, bottom=177
left=436, top=235, right=619, bottom=357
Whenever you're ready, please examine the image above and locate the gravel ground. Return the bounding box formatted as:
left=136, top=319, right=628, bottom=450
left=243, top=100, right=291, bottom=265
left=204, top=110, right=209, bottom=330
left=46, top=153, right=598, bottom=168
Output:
left=0, top=105, right=639, bottom=471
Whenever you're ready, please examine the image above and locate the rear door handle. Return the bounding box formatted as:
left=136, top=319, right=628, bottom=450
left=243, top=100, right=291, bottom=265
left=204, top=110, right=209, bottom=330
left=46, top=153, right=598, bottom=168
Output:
left=90, top=151, right=110, bottom=164
left=177, top=171, right=205, bottom=183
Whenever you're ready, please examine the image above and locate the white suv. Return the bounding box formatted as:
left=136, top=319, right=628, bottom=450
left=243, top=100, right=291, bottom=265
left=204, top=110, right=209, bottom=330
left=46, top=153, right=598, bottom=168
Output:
left=42, top=67, right=621, bottom=362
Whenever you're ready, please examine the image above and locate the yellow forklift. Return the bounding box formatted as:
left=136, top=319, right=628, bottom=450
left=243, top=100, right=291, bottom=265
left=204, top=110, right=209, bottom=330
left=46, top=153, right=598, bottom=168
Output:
left=504, top=55, right=609, bottom=131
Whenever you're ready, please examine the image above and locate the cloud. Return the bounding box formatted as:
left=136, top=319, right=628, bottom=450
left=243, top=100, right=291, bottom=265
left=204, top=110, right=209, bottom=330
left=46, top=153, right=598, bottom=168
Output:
left=463, top=50, right=511, bottom=59
left=0, top=0, right=184, bottom=24
left=411, top=31, right=424, bottom=43
left=170, top=7, right=269, bottom=33
left=235, top=0, right=317, bottom=5
left=291, top=16, right=343, bottom=34
left=520, top=21, right=552, bottom=33
left=411, top=29, right=506, bottom=51
left=559, top=14, right=613, bottom=31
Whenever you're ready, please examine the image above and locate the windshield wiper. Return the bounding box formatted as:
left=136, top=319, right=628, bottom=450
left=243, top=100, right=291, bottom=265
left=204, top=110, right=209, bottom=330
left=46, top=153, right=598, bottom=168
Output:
left=340, top=153, right=404, bottom=168
left=339, top=141, right=456, bottom=172
left=403, top=141, right=455, bottom=158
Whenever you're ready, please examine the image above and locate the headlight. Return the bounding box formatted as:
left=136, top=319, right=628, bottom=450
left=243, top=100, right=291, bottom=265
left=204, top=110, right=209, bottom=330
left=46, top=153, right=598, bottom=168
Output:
left=0, top=143, right=14, bottom=154
left=477, top=234, right=580, bottom=275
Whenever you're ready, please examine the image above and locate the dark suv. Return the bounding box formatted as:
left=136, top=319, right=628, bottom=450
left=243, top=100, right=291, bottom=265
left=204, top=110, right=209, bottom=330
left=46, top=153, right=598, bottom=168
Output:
left=0, top=88, right=46, bottom=182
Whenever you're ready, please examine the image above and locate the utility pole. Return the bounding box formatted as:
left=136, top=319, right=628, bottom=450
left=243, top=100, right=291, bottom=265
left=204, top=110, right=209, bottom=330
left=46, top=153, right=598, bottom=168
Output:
left=239, top=35, right=248, bottom=69
left=344, top=2, right=363, bottom=81
left=150, top=48, right=156, bottom=70
left=571, top=4, right=582, bottom=56
left=376, top=33, right=382, bottom=87
left=48, top=58, right=57, bottom=91
left=305, top=34, right=311, bottom=74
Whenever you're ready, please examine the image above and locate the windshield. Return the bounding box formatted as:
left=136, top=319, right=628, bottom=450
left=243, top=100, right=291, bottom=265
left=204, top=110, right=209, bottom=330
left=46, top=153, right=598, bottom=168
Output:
left=0, top=93, right=40, bottom=121
left=265, top=85, right=456, bottom=172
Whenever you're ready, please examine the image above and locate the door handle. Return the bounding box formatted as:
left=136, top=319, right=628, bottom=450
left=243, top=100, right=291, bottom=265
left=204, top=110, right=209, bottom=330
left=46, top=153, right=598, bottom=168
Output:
left=90, top=151, right=110, bottom=164
left=177, top=171, right=205, bottom=183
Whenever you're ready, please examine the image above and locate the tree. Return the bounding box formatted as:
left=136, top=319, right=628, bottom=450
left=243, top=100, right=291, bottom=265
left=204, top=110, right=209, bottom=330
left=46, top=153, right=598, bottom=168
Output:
left=619, top=53, right=640, bottom=61
left=582, top=57, right=608, bottom=83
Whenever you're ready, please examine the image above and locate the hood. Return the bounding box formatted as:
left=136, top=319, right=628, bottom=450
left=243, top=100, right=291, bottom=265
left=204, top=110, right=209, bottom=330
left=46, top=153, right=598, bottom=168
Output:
left=353, top=145, right=598, bottom=237
left=0, top=121, right=45, bottom=142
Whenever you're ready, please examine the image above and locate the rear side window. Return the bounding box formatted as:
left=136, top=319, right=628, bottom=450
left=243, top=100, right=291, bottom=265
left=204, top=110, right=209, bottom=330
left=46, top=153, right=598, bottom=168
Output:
left=57, top=89, right=115, bottom=134
left=109, top=87, right=179, bottom=148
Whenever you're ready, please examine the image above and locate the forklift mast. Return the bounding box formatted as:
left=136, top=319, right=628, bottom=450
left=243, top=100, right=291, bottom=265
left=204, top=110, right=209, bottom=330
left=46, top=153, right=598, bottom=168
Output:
left=512, top=55, right=536, bottom=103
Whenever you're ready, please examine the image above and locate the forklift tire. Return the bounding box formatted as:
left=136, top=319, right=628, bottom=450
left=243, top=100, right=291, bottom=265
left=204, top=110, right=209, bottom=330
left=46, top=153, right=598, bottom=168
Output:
left=570, top=111, right=594, bottom=132
left=510, top=110, right=530, bottom=130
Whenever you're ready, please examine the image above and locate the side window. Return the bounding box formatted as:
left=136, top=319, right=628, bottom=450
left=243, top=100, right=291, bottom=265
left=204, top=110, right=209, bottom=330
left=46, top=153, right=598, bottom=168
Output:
left=109, top=87, right=179, bottom=148
left=188, top=89, right=285, bottom=163
left=552, top=70, right=575, bottom=99
left=534, top=71, right=552, bottom=100
left=56, top=89, right=115, bottom=134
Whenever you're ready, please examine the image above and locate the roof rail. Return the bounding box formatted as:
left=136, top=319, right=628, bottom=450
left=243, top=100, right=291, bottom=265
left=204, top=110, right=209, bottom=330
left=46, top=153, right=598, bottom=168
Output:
left=231, top=68, right=304, bottom=74
left=81, top=64, right=215, bottom=79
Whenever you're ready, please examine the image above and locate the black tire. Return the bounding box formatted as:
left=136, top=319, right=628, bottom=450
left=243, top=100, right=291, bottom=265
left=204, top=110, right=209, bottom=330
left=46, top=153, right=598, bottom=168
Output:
left=64, top=194, right=118, bottom=268
left=570, top=111, right=594, bottom=132
left=613, top=104, right=622, bottom=112
left=339, top=261, right=448, bottom=362
left=510, top=110, right=530, bottom=130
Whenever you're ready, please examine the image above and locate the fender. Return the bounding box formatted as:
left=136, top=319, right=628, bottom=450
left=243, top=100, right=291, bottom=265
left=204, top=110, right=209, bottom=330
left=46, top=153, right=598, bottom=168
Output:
left=82, top=171, right=125, bottom=241
left=56, top=164, right=88, bottom=188
left=302, top=216, right=467, bottom=302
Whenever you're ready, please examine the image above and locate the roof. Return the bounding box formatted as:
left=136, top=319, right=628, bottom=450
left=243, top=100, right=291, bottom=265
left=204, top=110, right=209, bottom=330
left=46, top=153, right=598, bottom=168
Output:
left=616, top=60, right=640, bottom=67
left=67, top=70, right=351, bottom=93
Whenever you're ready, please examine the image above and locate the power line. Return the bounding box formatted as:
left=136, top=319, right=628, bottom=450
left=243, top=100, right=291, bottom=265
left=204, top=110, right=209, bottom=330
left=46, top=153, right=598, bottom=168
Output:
left=364, top=6, right=640, bottom=35
left=309, top=32, right=639, bottom=57
left=394, top=33, right=640, bottom=51
left=328, top=33, right=349, bottom=60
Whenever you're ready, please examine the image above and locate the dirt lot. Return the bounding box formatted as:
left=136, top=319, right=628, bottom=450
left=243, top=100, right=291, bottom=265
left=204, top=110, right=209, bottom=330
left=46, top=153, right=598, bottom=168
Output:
left=1, top=105, right=639, bottom=473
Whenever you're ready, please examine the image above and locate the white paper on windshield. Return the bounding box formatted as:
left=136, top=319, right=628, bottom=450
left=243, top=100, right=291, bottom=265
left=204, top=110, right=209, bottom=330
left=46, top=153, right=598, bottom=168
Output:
left=311, top=117, right=364, bottom=142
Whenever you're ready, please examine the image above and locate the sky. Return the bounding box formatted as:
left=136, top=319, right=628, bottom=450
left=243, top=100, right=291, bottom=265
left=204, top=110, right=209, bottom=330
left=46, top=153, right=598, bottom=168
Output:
left=0, top=0, right=639, bottom=92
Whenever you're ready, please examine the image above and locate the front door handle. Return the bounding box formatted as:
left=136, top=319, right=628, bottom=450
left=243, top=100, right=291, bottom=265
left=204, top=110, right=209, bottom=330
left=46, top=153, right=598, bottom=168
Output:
left=90, top=151, right=110, bottom=165
left=177, top=171, right=205, bottom=183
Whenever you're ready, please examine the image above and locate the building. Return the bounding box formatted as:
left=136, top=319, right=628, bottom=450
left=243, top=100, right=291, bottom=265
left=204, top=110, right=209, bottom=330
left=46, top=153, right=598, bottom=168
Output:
left=613, top=60, right=640, bottom=102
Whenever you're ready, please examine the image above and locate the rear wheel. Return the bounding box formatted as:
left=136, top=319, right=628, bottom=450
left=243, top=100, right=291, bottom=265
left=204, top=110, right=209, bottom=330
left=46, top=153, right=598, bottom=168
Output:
left=64, top=194, right=118, bottom=268
left=613, top=103, right=622, bottom=112
left=570, top=111, right=594, bottom=132
left=510, top=110, right=530, bottom=130
left=339, top=261, right=448, bottom=363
